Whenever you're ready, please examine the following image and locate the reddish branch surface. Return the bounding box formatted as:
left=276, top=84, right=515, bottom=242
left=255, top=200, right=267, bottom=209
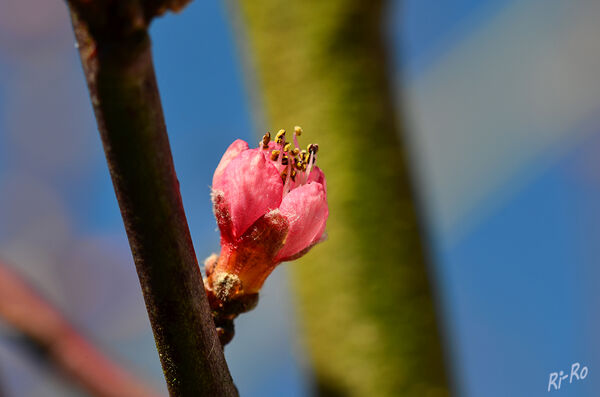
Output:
left=0, top=261, right=160, bottom=397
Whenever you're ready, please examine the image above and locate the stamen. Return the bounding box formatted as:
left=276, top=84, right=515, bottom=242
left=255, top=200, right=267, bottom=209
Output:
left=261, top=132, right=271, bottom=149
left=282, top=163, right=293, bottom=195
left=300, top=150, right=307, bottom=162
left=305, top=151, right=315, bottom=181
left=274, top=129, right=286, bottom=167
left=268, top=126, right=319, bottom=187
left=293, top=126, right=302, bottom=151
left=275, top=129, right=286, bottom=144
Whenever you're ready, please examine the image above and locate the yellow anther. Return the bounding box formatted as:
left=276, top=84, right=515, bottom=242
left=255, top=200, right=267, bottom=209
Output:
left=291, top=169, right=297, bottom=181
left=294, top=126, right=303, bottom=136
left=282, top=155, right=290, bottom=165
left=275, top=129, right=286, bottom=144
left=308, top=143, right=319, bottom=154
left=270, top=150, right=280, bottom=161
left=283, top=143, right=291, bottom=152
left=292, top=148, right=300, bottom=156
left=261, top=132, right=271, bottom=149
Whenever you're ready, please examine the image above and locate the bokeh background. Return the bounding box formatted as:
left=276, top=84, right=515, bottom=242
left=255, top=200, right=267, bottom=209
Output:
left=1, top=0, right=600, bottom=396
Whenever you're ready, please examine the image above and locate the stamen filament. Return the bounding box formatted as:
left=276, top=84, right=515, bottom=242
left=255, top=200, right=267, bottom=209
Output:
left=282, top=162, right=293, bottom=195
left=293, top=128, right=301, bottom=152
left=305, top=151, right=314, bottom=183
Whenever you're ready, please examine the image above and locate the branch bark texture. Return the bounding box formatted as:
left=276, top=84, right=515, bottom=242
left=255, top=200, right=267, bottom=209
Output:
left=235, top=1, right=450, bottom=396
left=66, top=2, right=237, bottom=396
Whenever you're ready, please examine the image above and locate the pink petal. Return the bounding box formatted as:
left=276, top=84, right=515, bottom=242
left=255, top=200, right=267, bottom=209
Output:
left=286, top=166, right=326, bottom=192
left=307, top=166, right=326, bottom=193
left=275, top=182, right=328, bottom=261
left=212, top=139, right=249, bottom=186
left=211, top=190, right=234, bottom=242
left=213, top=149, right=283, bottom=238
left=278, top=232, right=327, bottom=262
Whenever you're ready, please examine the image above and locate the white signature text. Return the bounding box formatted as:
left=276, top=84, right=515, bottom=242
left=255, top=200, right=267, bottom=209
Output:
left=547, top=362, right=588, bottom=392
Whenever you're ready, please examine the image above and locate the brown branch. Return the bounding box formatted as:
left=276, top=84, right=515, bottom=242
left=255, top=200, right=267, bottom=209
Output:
left=0, top=261, right=160, bottom=397
left=65, top=1, right=238, bottom=396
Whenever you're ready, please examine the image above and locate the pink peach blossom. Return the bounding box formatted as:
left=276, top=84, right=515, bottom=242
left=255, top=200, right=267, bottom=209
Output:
left=205, top=128, right=328, bottom=302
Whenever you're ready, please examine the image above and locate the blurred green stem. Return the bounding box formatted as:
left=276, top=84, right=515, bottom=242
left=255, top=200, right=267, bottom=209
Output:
left=235, top=1, right=449, bottom=396
left=66, top=1, right=237, bottom=396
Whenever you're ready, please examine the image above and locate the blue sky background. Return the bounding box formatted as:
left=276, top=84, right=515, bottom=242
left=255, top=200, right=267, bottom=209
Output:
left=2, top=0, right=600, bottom=396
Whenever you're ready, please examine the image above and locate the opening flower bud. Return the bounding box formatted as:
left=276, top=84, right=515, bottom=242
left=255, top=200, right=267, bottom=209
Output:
left=205, top=127, right=328, bottom=307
